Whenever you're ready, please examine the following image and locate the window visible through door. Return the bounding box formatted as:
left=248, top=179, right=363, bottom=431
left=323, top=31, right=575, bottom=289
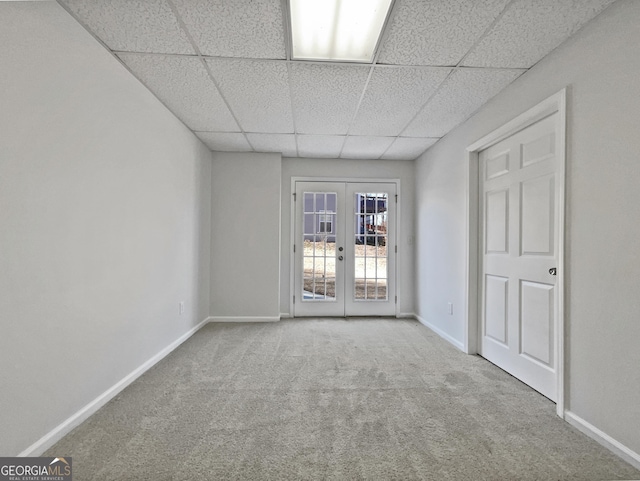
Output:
left=294, top=181, right=397, bottom=317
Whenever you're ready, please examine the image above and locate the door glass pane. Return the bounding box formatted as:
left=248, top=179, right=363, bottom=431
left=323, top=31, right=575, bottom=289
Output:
left=353, top=193, right=388, bottom=301
left=302, top=192, right=337, bottom=301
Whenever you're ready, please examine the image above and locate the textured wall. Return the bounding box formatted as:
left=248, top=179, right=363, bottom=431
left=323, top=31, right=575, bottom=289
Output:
left=414, top=0, right=640, bottom=457
left=210, top=152, right=282, bottom=320
left=0, top=2, right=212, bottom=456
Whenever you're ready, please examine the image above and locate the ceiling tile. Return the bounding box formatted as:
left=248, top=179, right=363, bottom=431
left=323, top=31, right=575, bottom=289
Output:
left=403, top=68, right=524, bottom=137
left=297, top=135, right=346, bottom=159
left=350, top=66, right=451, bottom=136
left=381, top=137, right=439, bottom=160
left=59, top=0, right=194, bottom=54
left=462, top=0, right=617, bottom=68
left=289, top=63, right=370, bottom=135
left=172, top=0, right=285, bottom=59
left=377, top=0, right=510, bottom=66
left=118, top=53, right=239, bottom=132
left=247, top=133, right=297, bottom=157
left=195, top=132, right=250, bottom=152
left=341, top=136, right=395, bottom=160
left=206, top=59, right=293, bottom=134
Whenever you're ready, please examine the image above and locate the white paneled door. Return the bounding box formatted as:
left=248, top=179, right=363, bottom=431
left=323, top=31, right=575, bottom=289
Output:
left=479, top=113, right=561, bottom=401
left=294, top=181, right=396, bottom=317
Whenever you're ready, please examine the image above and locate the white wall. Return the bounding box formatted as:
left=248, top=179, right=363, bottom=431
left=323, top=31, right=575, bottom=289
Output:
left=0, top=3, right=212, bottom=456
left=280, top=157, right=415, bottom=317
left=414, top=0, right=640, bottom=458
left=210, top=152, right=281, bottom=321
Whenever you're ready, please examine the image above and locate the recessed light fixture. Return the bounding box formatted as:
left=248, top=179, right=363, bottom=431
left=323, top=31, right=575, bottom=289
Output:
left=288, top=0, right=394, bottom=63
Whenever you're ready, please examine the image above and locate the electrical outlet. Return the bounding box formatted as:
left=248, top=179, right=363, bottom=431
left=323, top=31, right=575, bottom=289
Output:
left=179, top=301, right=185, bottom=315
left=447, top=302, right=453, bottom=315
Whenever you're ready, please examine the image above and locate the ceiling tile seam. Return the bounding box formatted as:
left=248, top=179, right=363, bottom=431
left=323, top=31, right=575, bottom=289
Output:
left=293, top=134, right=300, bottom=158
left=52, top=2, right=167, bottom=58
left=378, top=136, right=400, bottom=160
left=433, top=73, right=524, bottom=139
left=285, top=63, right=300, bottom=156
left=106, top=51, right=468, bottom=71
left=199, top=57, right=449, bottom=67
left=109, top=51, right=294, bottom=65
left=281, top=59, right=464, bottom=70
left=165, top=0, right=253, bottom=151
left=393, top=62, right=524, bottom=140
left=281, top=0, right=292, bottom=62
left=518, top=3, right=619, bottom=74
left=362, top=0, right=405, bottom=160
left=371, top=0, right=401, bottom=67
left=203, top=130, right=298, bottom=136
left=394, top=0, right=518, bottom=139
left=108, top=53, right=434, bottom=67
left=110, top=51, right=200, bottom=59
left=395, top=68, right=456, bottom=138
left=454, top=0, right=517, bottom=68
left=392, top=64, right=526, bottom=138
left=200, top=59, right=254, bottom=150
left=455, top=66, right=528, bottom=73
left=53, top=1, right=209, bottom=144
left=338, top=65, right=377, bottom=158
left=368, top=63, right=455, bottom=69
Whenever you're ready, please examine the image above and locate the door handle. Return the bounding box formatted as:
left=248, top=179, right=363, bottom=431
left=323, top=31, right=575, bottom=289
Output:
left=338, top=255, right=344, bottom=261
left=549, top=267, right=557, bottom=276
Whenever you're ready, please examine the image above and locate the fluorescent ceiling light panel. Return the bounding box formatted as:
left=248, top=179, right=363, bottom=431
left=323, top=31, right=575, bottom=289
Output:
left=289, top=0, right=393, bottom=63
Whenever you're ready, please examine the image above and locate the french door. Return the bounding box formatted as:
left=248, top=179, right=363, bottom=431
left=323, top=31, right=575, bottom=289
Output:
left=293, top=181, right=396, bottom=317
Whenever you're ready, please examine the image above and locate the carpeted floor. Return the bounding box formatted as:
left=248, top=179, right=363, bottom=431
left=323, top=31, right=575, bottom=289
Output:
left=47, top=319, right=640, bottom=480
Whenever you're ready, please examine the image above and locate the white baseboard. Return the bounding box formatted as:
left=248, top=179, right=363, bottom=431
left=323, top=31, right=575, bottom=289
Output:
left=18, top=316, right=212, bottom=457
left=397, top=312, right=416, bottom=319
left=564, top=411, right=640, bottom=470
left=415, top=314, right=465, bottom=351
left=280, top=313, right=293, bottom=319
left=209, top=316, right=280, bottom=323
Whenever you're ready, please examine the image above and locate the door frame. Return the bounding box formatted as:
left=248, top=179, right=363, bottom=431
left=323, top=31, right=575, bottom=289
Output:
left=289, top=176, right=401, bottom=318
left=464, top=89, right=567, bottom=418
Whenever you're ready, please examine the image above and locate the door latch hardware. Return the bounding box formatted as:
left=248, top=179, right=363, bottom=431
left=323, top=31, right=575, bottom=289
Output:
left=549, top=268, right=557, bottom=276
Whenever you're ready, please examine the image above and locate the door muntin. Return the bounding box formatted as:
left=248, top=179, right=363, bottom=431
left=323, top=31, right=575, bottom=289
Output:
left=294, top=181, right=397, bottom=317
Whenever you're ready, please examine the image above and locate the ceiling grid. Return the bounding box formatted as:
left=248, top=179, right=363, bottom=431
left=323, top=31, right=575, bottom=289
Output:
left=57, top=0, right=618, bottom=160
left=165, top=0, right=257, bottom=151
left=394, top=0, right=515, bottom=139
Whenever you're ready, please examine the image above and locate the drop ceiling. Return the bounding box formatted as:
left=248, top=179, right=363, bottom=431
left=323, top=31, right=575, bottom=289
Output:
left=57, top=0, right=616, bottom=160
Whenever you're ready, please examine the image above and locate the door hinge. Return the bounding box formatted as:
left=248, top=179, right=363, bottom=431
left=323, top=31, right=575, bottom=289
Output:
left=395, top=295, right=397, bottom=304
left=293, top=295, right=295, bottom=304
left=293, top=244, right=296, bottom=253
left=395, top=194, right=398, bottom=203
left=395, top=245, right=398, bottom=254
left=293, top=192, right=296, bottom=201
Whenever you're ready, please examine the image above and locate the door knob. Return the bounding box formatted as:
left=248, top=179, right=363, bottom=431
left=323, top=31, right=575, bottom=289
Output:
left=338, top=255, right=344, bottom=261
left=549, top=268, right=557, bottom=276
left=338, top=247, right=343, bottom=252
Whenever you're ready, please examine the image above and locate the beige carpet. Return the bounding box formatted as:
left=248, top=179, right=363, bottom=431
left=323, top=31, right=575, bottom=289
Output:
left=47, top=319, right=640, bottom=480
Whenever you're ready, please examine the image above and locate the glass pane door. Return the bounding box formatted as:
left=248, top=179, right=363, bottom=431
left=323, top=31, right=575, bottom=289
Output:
left=345, top=182, right=396, bottom=317
left=294, top=182, right=345, bottom=317
left=302, top=192, right=337, bottom=301
left=294, top=181, right=396, bottom=317
left=353, top=192, right=388, bottom=301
